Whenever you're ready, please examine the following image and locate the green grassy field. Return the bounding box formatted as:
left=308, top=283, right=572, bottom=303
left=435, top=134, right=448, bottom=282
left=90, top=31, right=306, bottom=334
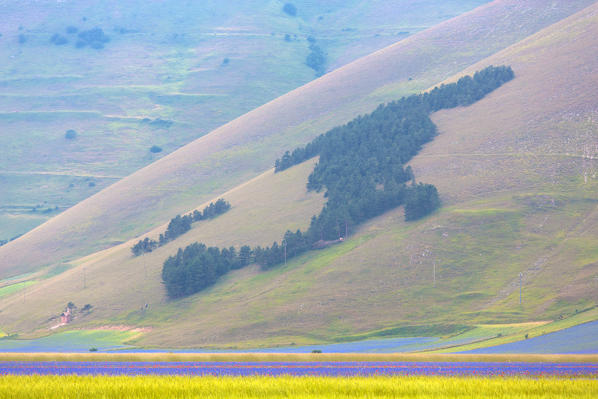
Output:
left=0, top=330, right=140, bottom=353
left=0, top=376, right=595, bottom=399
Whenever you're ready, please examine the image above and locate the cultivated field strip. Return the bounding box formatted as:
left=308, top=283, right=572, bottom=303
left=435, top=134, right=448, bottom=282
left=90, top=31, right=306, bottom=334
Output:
left=0, top=353, right=597, bottom=363
left=0, top=361, right=597, bottom=377
left=0, top=375, right=596, bottom=399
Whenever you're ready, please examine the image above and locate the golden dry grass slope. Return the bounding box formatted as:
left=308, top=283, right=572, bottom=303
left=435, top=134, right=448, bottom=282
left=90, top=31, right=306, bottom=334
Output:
left=1, top=0, right=598, bottom=347
left=0, top=0, right=593, bottom=277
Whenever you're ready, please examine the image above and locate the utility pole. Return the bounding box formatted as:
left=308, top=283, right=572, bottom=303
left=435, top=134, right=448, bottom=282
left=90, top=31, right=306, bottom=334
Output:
left=519, top=272, right=523, bottom=305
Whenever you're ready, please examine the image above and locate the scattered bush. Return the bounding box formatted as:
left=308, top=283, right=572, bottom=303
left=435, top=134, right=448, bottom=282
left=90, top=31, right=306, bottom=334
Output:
left=65, top=129, right=77, bottom=140
left=50, top=33, right=68, bottom=45
left=66, top=26, right=78, bottom=34
left=283, top=3, right=297, bottom=16
left=132, top=199, right=231, bottom=256
left=150, top=145, right=162, bottom=153
left=404, top=183, right=440, bottom=221
left=76, top=27, right=109, bottom=49
left=89, top=347, right=98, bottom=352
left=81, top=304, right=93, bottom=312
left=148, top=118, right=173, bottom=129
left=18, top=34, right=26, bottom=44
left=221, top=57, right=230, bottom=66
left=306, top=42, right=326, bottom=77
left=311, top=349, right=322, bottom=353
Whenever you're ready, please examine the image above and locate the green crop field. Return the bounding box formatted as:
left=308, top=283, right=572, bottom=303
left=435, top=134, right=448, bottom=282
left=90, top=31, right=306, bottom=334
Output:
left=0, top=376, right=596, bottom=399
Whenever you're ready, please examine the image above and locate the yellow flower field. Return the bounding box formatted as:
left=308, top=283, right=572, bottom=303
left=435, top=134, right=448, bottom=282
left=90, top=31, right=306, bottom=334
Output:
left=0, top=375, right=596, bottom=399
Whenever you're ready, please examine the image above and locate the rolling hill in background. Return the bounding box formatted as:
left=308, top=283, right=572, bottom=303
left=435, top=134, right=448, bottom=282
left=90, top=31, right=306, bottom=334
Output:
left=1, top=0, right=598, bottom=350
left=0, top=0, right=488, bottom=242
left=0, top=0, right=589, bottom=277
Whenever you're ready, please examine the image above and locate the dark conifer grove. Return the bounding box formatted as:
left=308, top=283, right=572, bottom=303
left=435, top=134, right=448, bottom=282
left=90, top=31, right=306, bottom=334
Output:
left=162, top=66, right=514, bottom=298
left=131, top=199, right=230, bottom=256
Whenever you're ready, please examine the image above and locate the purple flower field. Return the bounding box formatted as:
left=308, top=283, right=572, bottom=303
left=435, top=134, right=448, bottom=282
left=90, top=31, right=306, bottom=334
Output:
left=1, top=361, right=597, bottom=377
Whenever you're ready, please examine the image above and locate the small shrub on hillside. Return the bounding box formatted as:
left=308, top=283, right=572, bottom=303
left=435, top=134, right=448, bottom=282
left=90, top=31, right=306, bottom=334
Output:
left=50, top=33, right=68, bottom=45
left=65, top=129, right=77, bottom=140
left=18, top=34, right=26, bottom=44
left=150, top=145, right=162, bottom=153
left=404, top=183, right=440, bottom=221
left=66, top=26, right=78, bottom=34
left=306, top=43, right=326, bottom=77
left=76, top=27, right=109, bottom=49
left=149, top=118, right=173, bottom=129
left=283, top=3, right=297, bottom=16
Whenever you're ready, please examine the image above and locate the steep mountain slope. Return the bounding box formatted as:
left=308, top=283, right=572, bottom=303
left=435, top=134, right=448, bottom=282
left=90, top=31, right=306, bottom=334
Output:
left=140, top=0, right=598, bottom=346
left=1, top=1, right=597, bottom=348
left=0, top=0, right=488, bottom=241
left=0, top=0, right=592, bottom=278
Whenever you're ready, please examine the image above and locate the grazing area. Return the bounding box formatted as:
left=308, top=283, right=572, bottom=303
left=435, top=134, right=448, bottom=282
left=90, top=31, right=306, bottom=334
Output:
left=0, top=375, right=596, bottom=398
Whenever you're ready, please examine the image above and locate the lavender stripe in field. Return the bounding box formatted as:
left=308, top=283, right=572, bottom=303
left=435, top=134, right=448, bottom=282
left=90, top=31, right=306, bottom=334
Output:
left=1, top=362, right=597, bottom=376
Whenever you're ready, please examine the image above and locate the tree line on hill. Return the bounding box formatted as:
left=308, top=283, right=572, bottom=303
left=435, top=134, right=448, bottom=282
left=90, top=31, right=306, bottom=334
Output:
left=161, top=65, right=514, bottom=298
left=131, top=199, right=230, bottom=256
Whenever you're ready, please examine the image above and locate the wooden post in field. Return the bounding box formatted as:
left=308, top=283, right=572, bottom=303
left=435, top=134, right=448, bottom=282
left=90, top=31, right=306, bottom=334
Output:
left=433, top=261, right=436, bottom=288
left=519, top=272, right=523, bottom=305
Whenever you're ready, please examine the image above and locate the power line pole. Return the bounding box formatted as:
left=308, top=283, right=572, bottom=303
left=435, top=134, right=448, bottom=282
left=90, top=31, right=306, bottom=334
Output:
left=519, top=272, right=523, bottom=305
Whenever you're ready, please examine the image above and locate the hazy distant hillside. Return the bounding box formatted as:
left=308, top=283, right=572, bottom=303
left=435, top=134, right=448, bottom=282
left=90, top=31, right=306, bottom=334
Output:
left=0, top=0, right=597, bottom=349
left=1, top=0, right=590, bottom=279
left=0, top=0, right=488, bottom=242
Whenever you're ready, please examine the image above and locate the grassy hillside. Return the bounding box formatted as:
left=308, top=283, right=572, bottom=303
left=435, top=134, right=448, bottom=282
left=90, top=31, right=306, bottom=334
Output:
left=0, top=160, right=325, bottom=335
left=0, top=0, right=488, bottom=241
left=141, top=0, right=598, bottom=347
left=1, top=1, right=598, bottom=349
left=1, top=0, right=591, bottom=279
